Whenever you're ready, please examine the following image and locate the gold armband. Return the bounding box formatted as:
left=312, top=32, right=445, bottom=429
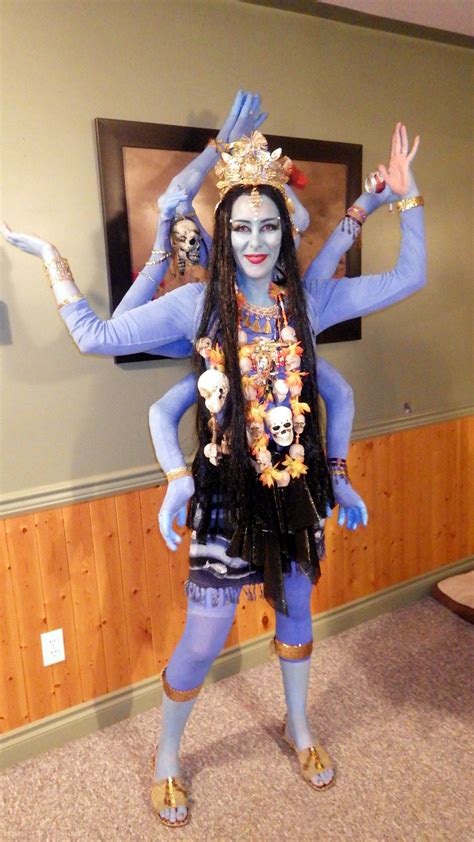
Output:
left=166, top=467, right=192, bottom=482
left=396, top=195, right=424, bottom=213
left=57, top=294, right=85, bottom=309
left=58, top=292, right=85, bottom=310
left=43, top=256, right=74, bottom=286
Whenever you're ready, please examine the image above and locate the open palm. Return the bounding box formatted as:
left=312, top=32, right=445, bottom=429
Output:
left=378, top=123, right=420, bottom=197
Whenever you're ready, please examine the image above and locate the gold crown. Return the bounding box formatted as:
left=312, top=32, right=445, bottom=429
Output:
left=214, top=132, right=293, bottom=203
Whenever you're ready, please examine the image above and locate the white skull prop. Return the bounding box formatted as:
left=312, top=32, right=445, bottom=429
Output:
left=198, top=369, right=229, bottom=414
left=266, top=406, right=294, bottom=447
left=273, top=379, right=289, bottom=403
left=171, top=218, right=201, bottom=271
left=294, top=414, right=305, bottom=436
left=247, top=419, right=264, bottom=446
left=255, top=448, right=272, bottom=473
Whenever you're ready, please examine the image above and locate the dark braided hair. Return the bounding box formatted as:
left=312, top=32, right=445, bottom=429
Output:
left=190, top=184, right=333, bottom=533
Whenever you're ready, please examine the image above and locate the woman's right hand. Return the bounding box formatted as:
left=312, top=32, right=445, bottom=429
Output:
left=158, top=474, right=195, bottom=552
left=1, top=221, right=59, bottom=263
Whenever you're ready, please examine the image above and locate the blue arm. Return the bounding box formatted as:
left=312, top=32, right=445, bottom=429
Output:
left=317, top=358, right=368, bottom=529
left=312, top=206, right=426, bottom=333
left=149, top=373, right=197, bottom=551
left=59, top=282, right=202, bottom=356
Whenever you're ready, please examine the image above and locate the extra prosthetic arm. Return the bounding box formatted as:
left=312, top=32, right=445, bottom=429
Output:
left=317, top=358, right=368, bottom=529
left=149, top=373, right=197, bottom=551
left=165, top=90, right=267, bottom=216
left=313, top=203, right=426, bottom=333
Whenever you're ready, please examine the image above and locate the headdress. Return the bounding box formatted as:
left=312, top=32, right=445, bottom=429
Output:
left=214, top=132, right=294, bottom=211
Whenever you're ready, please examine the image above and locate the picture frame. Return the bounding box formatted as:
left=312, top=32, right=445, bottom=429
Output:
left=95, top=118, right=362, bottom=364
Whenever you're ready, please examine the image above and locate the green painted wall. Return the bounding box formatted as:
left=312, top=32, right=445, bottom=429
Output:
left=2, top=0, right=473, bottom=497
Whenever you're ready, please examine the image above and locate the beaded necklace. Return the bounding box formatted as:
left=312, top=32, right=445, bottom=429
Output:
left=196, top=282, right=311, bottom=487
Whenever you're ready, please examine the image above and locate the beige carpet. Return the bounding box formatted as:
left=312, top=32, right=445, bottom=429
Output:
left=2, top=597, right=473, bottom=841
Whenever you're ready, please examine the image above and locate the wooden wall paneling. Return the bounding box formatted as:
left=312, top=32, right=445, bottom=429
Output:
left=114, top=491, right=154, bottom=683
left=464, top=417, right=474, bottom=555
left=88, top=496, right=131, bottom=692
left=166, top=483, right=189, bottom=639
left=139, top=486, right=177, bottom=673
left=322, top=515, right=345, bottom=611
left=428, top=424, right=451, bottom=571
left=386, top=433, right=405, bottom=586
left=5, top=513, right=55, bottom=722
left=401, top=426, right=423, bottom=578
left=0, top=520, right=29, bottom=732
left=346, top=439, right=375, bottom=600
left=456, top=417, right=472, bottom=560
left=62, top=502, right=108, bottom=702
left=34, top=508, right=82, bottom=712
left=371, top=434, right=392, bottom=592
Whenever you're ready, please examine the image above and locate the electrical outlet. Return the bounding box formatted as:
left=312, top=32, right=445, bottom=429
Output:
left=41, top=628, right=65, bottom=667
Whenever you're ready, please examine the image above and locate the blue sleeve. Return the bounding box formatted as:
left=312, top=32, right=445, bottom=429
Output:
left=308, top=207, right=426, bottom=333
left=149, top=373, right=197, bottom=472
left=112, top=274, right=159, bottom=319
left=317, top=357, right=354, bottom=459
left=305, top=223, right=357, bottom=285
left=59, top=283, right=204, bottom=356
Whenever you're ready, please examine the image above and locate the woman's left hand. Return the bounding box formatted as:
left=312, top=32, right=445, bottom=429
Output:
left=377, top=123, right=420, bottom=197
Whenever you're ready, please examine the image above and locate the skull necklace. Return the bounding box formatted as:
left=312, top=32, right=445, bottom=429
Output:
left=196, top=283, right=311, bottom=485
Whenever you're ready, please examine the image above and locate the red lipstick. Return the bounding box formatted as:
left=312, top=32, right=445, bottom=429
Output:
left=245, top=254, right=267, bottom=264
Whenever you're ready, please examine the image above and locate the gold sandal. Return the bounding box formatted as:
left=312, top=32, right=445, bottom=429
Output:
left=283, top=720, right=336, bottom=791
left=151, top=776, right=189, bottom=828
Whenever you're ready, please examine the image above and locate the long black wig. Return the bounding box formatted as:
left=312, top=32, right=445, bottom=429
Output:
left=189, top=183, right=334, bottom=541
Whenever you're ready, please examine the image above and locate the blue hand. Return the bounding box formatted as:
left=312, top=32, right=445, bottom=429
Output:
left=327, top=481, right=369, bottom=531
left=158, top=475, right=195, bottom=551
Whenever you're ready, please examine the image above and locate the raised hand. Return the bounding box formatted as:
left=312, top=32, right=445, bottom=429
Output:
left=218, top=89, right=267, bottom=144
left=1, top=221, right=58, bottom=262
left=377, top=123, right=420, bottom=198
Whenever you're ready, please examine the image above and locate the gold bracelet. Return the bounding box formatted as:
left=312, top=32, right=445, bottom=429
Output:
left=57, top=294, right=85, bottom=309
left=43, top=256, right=74, bottom=286
left=396, top=195, right=424, bottom=213
left=208, top=137, right=229, bottom=153
left=166, top=467, right=192, bottom=482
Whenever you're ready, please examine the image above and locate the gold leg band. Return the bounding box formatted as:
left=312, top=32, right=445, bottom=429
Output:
left=274, top=638, right=313, bottom=661
left=161, top=667, right=203, bottom=702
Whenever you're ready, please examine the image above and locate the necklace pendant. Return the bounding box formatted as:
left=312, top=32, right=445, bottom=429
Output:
left=252, top=316, right=261, bottom=332
left=264, top=317, right=271, bottom=334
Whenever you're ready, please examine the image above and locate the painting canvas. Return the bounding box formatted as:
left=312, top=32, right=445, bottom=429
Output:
left=96, top=119, right=362, bottom=363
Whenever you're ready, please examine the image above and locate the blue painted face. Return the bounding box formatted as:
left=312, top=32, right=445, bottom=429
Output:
left=230, top=193, right=282, bottom=285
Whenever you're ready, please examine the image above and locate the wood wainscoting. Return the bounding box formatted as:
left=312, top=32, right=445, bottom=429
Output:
left=2, top=417, right=473, bottom=734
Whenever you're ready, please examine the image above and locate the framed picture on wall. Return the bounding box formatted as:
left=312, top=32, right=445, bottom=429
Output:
left=95, top=118, right=362, bottom=364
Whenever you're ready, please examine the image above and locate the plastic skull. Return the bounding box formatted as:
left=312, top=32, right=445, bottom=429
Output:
left=273, top=378, right=289, bottom=403
left=171, top=218, right=201, bottom=273
left=255, top=448, right=272, bottom=473
left=197, top=369, right=230, bottom=414
left=266, top=405, right=293, bottom=447
left=294, top=414, right=305, bottom=435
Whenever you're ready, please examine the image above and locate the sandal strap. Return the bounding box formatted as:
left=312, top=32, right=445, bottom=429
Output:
left=151, top=777, right=188, bottom=811
left=298, top=745, right=333, bottom=779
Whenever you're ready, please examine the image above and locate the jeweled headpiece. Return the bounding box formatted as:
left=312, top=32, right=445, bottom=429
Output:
left=214, top=132, right=293, bottom=206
